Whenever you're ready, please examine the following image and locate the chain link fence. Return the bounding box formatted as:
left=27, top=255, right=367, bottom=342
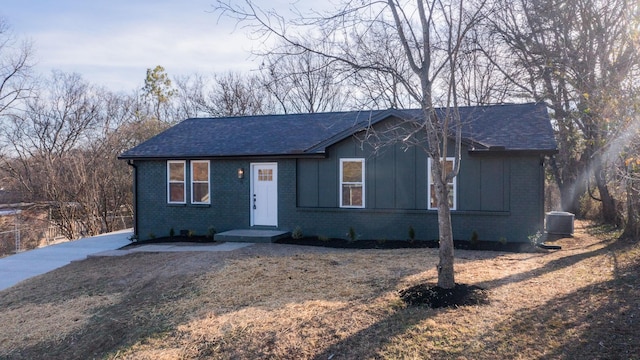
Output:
left=0, top=216, right=133, bottom=258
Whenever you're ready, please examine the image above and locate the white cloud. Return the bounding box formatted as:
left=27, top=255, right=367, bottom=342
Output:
left=4, top=0, right=261, bottom=92
left=3, top=0, right=330, bottom=92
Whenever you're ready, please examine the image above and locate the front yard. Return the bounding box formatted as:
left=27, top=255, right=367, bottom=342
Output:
left=0, top=221, right=638, bottom=359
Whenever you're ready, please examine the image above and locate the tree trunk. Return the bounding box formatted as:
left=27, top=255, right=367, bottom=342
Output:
left=594, top=167, right=619, bottom=225
left=437, top=197, right=455, bottom=288
left=432, top=158, right=455, bottom=289
left=622, top=175, right=640, bottom=240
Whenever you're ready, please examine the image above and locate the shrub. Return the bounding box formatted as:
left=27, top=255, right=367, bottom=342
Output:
left=292, top=226, right=303, bottom=240
left=347, top=227, right=357, bottom=242
left=207, top=226, right=217, bottom=239
left=470, top=230, right=479, bottom=248
left=169, top=228, right=175, bottom=238
left=408, top=225, right=416, bottom=242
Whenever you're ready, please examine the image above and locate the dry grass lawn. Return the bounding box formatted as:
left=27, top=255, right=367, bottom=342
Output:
left=0, top=221, right=639, bottom=359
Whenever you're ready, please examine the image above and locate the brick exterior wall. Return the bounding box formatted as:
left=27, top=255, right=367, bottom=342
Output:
left=135, top=152, right=545, bottom=243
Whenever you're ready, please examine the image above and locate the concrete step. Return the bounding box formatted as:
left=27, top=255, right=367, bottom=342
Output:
left=214, top=229, right=291, bottom=243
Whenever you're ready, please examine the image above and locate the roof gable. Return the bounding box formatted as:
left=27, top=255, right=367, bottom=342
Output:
left=119, top=103, right=557, bottom=159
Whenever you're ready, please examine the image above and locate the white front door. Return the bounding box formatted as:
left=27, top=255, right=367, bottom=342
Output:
left=251, top=163, right=278, bottom=226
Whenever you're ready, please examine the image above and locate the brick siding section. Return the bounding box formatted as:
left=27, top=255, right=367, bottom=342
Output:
left=136, top=154, right=545, bottom=243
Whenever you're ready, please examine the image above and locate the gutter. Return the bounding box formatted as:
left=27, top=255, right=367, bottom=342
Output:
left=118, top=153, right=328, bottom=161
left=126, top=160, right=138, bottom=239
left=468, top=148, right=559, bottom=156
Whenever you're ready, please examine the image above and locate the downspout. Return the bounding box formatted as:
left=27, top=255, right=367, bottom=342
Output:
left=127, top=160, right=138, bottom=239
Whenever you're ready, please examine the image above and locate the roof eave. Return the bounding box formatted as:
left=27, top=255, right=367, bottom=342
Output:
left=118, top=152, right=327, bottom=161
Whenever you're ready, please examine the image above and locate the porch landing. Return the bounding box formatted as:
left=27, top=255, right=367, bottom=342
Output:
left=214, top=229, right=291, bottom=243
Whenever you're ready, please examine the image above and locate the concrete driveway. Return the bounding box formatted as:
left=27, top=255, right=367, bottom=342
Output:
left=0, top=230, right=255, bottom=292
left=0, top=229, right=132, bottom=291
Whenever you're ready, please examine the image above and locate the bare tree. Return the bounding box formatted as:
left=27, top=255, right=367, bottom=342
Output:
left=174, top=71, right=272, bottom=117
left=455, top=27, right=514, bottom=105
left=261, top=41, right=351, bottom=113
left=0, top=17, right=34, bottom=117
left=217, top=0, right=490, bottom=289
left=605, top=79, right=640, bottom=238
left=487, top=0, right=640, bottom=224
left=211, top=71, right=272, bottom=116
left=0, top=72, right=140, bottom=239
left=173, top=73, right=210, bottom=119
left=347, top=20, right=418, bottom=109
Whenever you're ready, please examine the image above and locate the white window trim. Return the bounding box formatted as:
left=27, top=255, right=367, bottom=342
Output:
left=167, top=160, right=186, bottom=204
left=428, top=157, right=457, bottom=210
left=191, top=160, right=211, bottom=204
left=339, top=158, right=365, bottom=208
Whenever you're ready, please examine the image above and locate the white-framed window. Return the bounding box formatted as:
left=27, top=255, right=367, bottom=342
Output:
left=167, top=160, right=186, bottom=204
left=191, top=160, right=210, bottom=204
left=428, top=157, right=456, bottom=210
left=340, top=158, right=365, bottom=208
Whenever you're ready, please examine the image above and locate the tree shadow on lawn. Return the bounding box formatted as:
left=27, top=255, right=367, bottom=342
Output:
left=3, top=230, right=629, bottom=359
left=448, top=251, right=640, bottom=359
left=311, top=238, right=640, bottom=359
left=310, top=305, right=435, bottom=360
left=1, top=246, right=436, bottom=359
left=477, top=235, right=625, bottom=291
left=0, top=252, right=217, bottom=360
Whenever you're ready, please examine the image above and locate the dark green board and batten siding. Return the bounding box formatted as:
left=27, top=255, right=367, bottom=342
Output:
left=291, top=137, right=543, bottom=242
left=297, top=138, right=509, bottom=212
left=134, top=136, right=545, bottom=243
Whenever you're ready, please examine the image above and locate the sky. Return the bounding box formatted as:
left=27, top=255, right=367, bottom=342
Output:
left=1, top=0, right=293, bottom=92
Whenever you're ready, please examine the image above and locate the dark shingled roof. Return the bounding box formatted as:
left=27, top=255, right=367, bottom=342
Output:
left=119, top=103, right=557, bottom=159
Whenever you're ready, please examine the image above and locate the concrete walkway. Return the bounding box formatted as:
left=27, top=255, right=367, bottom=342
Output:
left=94, top=241, right=252, bottom=256
left=0, top=230, right=132, bottom=291
left=0, top=230, right=255, bottom=292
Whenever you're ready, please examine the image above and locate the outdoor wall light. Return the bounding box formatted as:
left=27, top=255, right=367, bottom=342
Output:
left=237, top=168, right=244, bottom=179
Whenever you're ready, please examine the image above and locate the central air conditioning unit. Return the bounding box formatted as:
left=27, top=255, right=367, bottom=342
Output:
left=545, top=211, right=575, bottom=236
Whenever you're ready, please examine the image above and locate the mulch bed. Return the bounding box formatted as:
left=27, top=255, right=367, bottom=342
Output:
left=398, top=283, right=490, bottom=308
left=276, top=237, right=537, bottom=253
left=128, top=235, right=540, bottom=253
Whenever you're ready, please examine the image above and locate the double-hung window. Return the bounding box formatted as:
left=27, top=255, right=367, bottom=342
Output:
left=167, top=160, right=186, bottom=204
left=191, top=160, right=210, bottom=204
left=428, top=157, right=456, bottom=210
left=340, top=158, right=365, bottom=208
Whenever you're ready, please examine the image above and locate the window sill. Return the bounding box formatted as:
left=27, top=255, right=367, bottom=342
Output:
left=167, top=203, right=186, bottom=207
left=167, top=203, right=211, bottom=208
left=190, top=203, right=211, bottom=208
